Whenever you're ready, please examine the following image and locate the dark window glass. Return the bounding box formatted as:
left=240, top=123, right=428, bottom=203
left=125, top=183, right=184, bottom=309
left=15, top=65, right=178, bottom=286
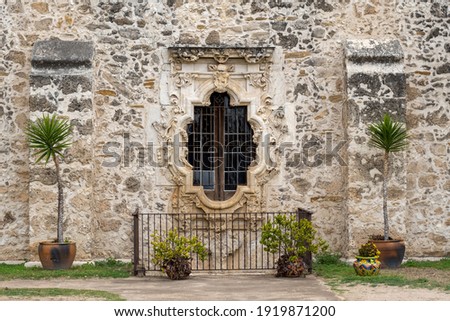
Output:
left=187, top=92, right=256, bottom=201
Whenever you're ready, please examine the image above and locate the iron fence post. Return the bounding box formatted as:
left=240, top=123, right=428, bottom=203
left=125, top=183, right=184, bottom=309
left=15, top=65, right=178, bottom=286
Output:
left=133, top=208, right=145, bottom=276
left=297, top=208, right=314, bottom=273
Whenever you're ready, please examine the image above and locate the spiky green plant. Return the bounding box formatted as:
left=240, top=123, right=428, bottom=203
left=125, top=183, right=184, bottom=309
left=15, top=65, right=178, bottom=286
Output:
left=368, top=114, right=408, bottom=240
left=25, top=114, right=72, bottom=243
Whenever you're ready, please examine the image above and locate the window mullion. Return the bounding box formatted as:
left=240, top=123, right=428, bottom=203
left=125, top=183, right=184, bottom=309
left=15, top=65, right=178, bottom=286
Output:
left=215, top=101, right=225, bottom=201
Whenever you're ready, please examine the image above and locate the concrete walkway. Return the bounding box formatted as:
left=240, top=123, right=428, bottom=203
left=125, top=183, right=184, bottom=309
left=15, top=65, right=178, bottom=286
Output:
left=0, top=272, right=340, bottom=301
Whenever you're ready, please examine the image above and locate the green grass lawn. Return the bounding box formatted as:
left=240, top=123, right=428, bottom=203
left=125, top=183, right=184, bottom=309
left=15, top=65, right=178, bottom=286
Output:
left=0, top=259, right=131, bottom=300
left=314, top=255, right=450, bottom=292
left=0, top=287, right=124, bottom=301
left=0, top=258, right=132, bottom=280
left=402, top=259, right=450, bottom=270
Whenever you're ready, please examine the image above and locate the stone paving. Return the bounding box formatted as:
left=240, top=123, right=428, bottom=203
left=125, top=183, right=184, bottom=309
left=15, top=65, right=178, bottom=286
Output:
left=0, top=273, right=340, bottom=301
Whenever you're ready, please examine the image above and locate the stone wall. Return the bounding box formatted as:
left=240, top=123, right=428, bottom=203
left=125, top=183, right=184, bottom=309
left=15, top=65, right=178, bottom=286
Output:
left=0, top=0, right=448, bottom=261
left=0, top=1, right=30, bottom=260
left=399, top=0, right=449, bottom=256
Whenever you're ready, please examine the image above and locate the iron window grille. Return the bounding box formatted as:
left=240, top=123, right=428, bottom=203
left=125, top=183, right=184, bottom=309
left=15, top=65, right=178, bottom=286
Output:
left=187, top=92, right=256, bottom=201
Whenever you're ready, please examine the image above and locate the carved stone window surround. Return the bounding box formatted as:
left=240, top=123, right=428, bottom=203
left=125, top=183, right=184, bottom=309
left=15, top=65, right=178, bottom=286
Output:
left=156, top=47, right=285, bottom=213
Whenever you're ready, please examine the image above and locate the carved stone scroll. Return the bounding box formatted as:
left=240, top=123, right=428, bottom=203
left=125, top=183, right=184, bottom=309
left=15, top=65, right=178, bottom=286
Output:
left=246, top=73, right=269, bottom=90
left=174, top=73, right=197, bottom=88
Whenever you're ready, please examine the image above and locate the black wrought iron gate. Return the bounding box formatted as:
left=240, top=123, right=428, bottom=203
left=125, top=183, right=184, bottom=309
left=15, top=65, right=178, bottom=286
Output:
left=133, top=209, right=312, bottom=276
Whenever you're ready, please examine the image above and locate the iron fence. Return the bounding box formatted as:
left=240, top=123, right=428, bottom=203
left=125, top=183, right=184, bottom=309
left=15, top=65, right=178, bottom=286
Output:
left=133, top=209, right=312, bottom=276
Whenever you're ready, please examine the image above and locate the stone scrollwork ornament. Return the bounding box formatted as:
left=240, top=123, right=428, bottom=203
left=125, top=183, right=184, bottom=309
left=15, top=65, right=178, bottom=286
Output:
left=246, top=73, right=269, bottom=90
left=270, top=106, right=288, bottom=135
left=170, top=93, right=184, bottom=114
left=211, top=48, right=232, bottom=63
left=169, top=93, right=178, bottom=105
left=209, top=64, right=234, bottom=93
left=176, top=48, right=203, bottom=62
left=237, top=48, right=273, bottom=64
left=152, top=118, right=178, bottom=143
left=170, top=47, right=274, bottom=64
left=257, top=94, right=273, bottom=120
left=174, top=73, right=197, bottom=88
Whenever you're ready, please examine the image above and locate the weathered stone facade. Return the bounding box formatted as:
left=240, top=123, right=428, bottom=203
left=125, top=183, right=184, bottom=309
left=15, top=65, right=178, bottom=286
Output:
left=0, top=0, right=448, bottom=261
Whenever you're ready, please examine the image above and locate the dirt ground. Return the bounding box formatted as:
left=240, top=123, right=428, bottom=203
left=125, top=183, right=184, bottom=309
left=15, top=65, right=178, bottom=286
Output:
left=333, top=284, right=450, bottom=301
left=1, top=267, right=449, bottom=301
left=2, top=284, right=449, bottom=301
left=324, top=266, right=450, bottom=301
left=382, top=267, right=450, bottom=285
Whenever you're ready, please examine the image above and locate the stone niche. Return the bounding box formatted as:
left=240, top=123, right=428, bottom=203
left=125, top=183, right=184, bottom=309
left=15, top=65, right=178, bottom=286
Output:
left=155, top=47, right=287, bottom=214
left=29, top=39, right=95, bottom=258
left=345, top=39, right=408, bottom=249
left=345, top=39, right=406, bottom=124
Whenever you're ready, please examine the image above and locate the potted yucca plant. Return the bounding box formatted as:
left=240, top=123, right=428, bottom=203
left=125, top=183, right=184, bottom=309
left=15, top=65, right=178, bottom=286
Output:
left=367, top=113, right=408, bottom=268
left=25, top=114, right=75, bottom=269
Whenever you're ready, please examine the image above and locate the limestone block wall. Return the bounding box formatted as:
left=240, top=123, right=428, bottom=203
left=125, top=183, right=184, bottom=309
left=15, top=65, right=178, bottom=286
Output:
left=398, top=0, right=449, bottom=257
left=0, top=2, right=30, bottom=260
left=0, top=0, right=448, bottom=261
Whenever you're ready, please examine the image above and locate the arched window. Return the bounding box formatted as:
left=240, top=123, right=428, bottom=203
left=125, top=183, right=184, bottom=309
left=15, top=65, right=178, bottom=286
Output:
left=187, top=92, right=256, bottom=201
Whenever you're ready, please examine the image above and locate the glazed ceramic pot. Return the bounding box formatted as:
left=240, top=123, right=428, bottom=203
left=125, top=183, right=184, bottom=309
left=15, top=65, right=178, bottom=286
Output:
left=370, top=239, right=405, bottom=268
left=353, top=256, right=381, bottom=276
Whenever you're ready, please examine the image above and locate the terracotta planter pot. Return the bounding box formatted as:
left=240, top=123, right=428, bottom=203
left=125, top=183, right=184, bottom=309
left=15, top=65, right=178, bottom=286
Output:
left=164, top=257, right=192, bottom=280
left=38, top=241, right=76, bottom=270
left=370, top=239, right=405, bottom=268
left=353, top=256, right=381, bottom=276
left=275, top=255, right=306, bottom=278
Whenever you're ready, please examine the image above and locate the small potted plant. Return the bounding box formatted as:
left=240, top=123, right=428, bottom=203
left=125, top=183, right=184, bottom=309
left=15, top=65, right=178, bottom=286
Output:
left=260, top=214, right=328, bottom=278
left=151, top=229, right=208, bottom=280
left=367, top=113, right=408, bottom=268
left=353, top=242, right=381, bottom=276
left=25, top=114, right=75, bottom=270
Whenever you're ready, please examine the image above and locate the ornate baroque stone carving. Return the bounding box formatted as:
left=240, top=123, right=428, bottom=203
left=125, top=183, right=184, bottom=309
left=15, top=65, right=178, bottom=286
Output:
left=170, top=93, right=184, bottom=114
left=160, top=47, right=284, bottom=214
left=257, top=94, right=273, bottom=121
left=246, top=73, right=269, bottom=90
left=209, top=64, right=235, bottom=93
left=174, top=73, right=197, bottom=88
left=170, top=47, right=274, bottom=64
